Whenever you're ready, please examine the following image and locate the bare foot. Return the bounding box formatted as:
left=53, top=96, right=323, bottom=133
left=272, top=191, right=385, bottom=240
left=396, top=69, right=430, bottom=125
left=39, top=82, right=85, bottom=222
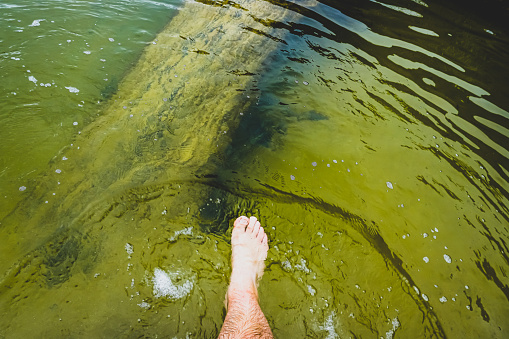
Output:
left=229, top=216, right=269, bottom=299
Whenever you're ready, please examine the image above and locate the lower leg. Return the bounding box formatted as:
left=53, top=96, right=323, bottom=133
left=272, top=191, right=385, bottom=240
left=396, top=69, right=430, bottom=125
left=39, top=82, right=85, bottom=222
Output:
left=219, top=287, right=272, bottom=338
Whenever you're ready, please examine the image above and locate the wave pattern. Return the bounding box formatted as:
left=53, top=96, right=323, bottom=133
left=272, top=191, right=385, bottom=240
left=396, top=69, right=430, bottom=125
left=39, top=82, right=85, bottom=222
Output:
left=1, top=0, right=508, bottom=337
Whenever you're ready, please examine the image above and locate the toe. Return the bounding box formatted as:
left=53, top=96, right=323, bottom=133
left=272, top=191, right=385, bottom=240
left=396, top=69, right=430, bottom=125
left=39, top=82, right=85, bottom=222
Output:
left=262, top=232, right=268, bottom=245
left=234, top=216, right=249, bottom=230
left=253, top=220, right=261, bottom=237
left=247, top=216, right=257, bottom=233
left=256, top=225, right=265, bottom=241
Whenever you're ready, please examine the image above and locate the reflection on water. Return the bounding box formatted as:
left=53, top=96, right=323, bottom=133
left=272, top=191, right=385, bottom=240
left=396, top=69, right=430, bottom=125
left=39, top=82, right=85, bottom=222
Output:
left=1, top=0, right=509, bottom=337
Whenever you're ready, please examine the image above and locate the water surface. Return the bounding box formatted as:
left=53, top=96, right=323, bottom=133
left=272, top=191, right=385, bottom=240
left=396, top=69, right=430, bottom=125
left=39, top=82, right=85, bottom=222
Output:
left=1, top=0, right=508, bottom=337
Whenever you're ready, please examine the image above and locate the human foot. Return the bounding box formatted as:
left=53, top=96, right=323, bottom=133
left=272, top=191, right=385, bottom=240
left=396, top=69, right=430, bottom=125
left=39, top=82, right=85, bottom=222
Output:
left=229, top=216, right=269, bottom=298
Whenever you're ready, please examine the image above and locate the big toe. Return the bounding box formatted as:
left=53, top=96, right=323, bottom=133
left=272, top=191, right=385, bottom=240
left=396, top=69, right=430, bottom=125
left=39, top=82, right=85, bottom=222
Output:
left=233, top=216, right=249, bottom=230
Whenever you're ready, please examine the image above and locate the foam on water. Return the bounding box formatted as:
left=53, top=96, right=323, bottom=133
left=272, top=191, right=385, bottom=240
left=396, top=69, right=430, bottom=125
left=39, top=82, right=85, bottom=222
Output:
left=169, top=226, right=193, bottom=241
left=318, top=312, right=339, bottom=339
left=125, top=243, right=134, bottom=256
left=64, top=86, right=79, bottom=93
left=385, top=317, right=400, bottom=339
left=152, top=268, right=193, bottom=300
left=28, top=19, right=44, bottom=27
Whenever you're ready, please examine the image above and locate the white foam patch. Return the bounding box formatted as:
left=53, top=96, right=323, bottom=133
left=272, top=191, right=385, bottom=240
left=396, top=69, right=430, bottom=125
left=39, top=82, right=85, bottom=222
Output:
left=386, top=181, right=393, bottom=189
left=444, top=254, right=452, bottom=263
left=169, top=226, right=193, bottom=241
left=138, top=301, right=151, bottom=309
left=28, top=75, right=37, bottom=84
left=152, top=268, right=193, bottom=299
left=281, top=259, right=292, bottom=272
left=65, top=86, right=79, bottom=93
left=125, top=243, right=134, bottom=256
left=385, top=317, right=400, bottom=339
left=295, top=258, right=311, bottom=273
left=318, top=312, right=339, bottom=339
left=29, top=19, right=44, bottom=27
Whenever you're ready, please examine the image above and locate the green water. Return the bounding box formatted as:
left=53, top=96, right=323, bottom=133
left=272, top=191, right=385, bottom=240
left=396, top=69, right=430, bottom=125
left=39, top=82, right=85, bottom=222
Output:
left=1, top=0, right=509, bottom=337
left=0, top=0, right=180, bottom=216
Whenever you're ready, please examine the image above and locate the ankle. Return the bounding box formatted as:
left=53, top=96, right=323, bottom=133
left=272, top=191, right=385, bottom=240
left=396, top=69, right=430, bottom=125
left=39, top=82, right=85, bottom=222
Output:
left=227, top=284, right=258, bottom=305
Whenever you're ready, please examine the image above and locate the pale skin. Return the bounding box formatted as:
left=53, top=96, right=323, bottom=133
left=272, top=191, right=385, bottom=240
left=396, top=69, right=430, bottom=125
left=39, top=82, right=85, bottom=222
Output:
left=218, top=216, right=273, bottom=338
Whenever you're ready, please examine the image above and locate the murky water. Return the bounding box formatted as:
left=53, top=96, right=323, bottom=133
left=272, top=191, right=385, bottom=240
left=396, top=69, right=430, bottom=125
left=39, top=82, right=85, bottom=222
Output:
left=1, top=0, right=509, bottom=337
